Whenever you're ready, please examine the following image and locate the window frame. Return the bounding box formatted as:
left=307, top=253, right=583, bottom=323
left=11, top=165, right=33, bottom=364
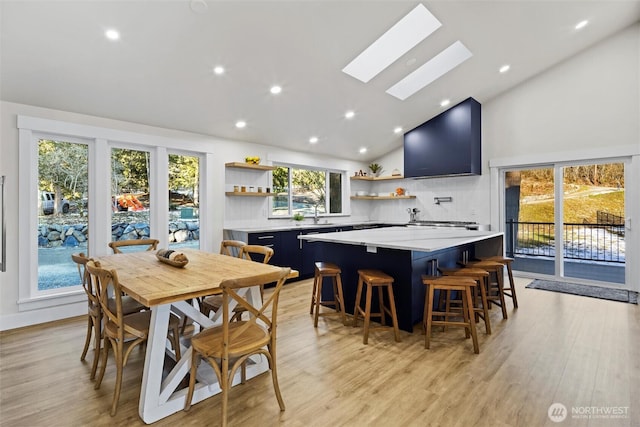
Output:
left=269, top=163, right=346, bottom=218
left=17, top=115, right=214, bottom=311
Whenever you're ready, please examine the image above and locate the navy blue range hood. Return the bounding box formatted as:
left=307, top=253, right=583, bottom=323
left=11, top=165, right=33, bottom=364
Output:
left=404, top=97, right=481, bottom=178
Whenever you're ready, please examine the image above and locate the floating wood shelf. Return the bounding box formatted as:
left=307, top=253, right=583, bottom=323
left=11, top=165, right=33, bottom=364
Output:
left=350, top=175, right=404, bottom=181
left=350, top=195, right=416, bottom=200
left=225, top=192, right=274, bottom=197
left=225, top=162, right=276, bottom=171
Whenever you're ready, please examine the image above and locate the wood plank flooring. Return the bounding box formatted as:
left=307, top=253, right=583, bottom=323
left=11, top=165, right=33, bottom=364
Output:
left=1, top=277, right=638, bottom=426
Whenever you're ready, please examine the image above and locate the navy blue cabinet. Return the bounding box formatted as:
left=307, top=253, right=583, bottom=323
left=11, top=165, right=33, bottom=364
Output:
left=247, top=226, right=355, bottom=280
left=404, top=97, right=481, bottom=178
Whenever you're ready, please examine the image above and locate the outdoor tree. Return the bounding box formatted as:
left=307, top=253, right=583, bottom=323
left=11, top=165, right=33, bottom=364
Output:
left=168, top=154, right=199, bottom=205
left=38, top=140, right=88, bottom=214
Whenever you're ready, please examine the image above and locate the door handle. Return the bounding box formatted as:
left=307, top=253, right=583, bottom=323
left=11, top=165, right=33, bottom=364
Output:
left=1, top=176, right=5, bottom=272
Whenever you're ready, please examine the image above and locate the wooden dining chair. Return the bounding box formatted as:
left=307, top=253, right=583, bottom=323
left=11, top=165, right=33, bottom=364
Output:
left=86, top=260, right=182, bottom=416
left=71, top=252, right=101, bottom=380
left=184, top=267, right=291, bottom=427
left=72, top=252, right=147, bottom=380
left=200, top=245, right=274, bottom=320
left=219, top=239, right=246, bottom=257
left=108, top=238, right=159, bottom=254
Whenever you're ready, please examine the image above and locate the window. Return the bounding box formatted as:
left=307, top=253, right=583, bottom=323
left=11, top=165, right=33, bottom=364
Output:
left=168, top=153, right=200, bottom=250
left=111, top=147, right=151, bottom=249
left=18, top=115, right=215, bottom=311
left=37, top=139, right=88, bottom=292
left=271, top=165, right=343, bottom=217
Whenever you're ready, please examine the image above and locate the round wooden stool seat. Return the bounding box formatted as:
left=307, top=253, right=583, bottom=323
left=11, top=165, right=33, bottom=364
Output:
left=463, top=260, right=508, bottom=319
left=310, top=262, right=347, bottom=327
left=353, top=269, right=400, bottom=344
left=438, top=267, right=491, bottom=334
left=421, top=275, right=480, bottom=354
left=478, top=256, right=518, bottom=308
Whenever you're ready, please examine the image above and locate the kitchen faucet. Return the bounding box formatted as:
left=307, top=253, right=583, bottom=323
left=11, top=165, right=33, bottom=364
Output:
left=407, top=207, right=420, bottom=222
left=314, top=205, right=319, bottom=224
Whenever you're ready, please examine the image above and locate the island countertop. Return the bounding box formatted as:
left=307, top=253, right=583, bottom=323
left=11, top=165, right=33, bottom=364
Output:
left=298, top=226, right=503, bottom=253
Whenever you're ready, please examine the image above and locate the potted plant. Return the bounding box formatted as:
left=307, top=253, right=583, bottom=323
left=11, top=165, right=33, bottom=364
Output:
left=292, top=212, right=305, bottom=224
left=369, top=163, right=383, bottom=177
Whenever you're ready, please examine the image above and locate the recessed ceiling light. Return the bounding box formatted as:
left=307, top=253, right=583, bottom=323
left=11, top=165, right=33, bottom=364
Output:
left=345, top=110, right=355, bottom=119
left=575, top=20, right=589, bottom=30
left=342, top=4, right=442, bottom=83
left=309, top=136, right=319, bottom=144
left=359, top=147, right=367, bottom=154
left=499, top=64, right=511, bottom=73
left=386, top=41, right=473, bottom=100
left=270, top=85, right=282, bottom=94
left=190, top=0, right=208, bottom=14
left=394, top=127, right=403, bottom=134
left=235, top=120, right=246, bottom=129
left=440, top=99, right=450, bottom=107
left=105, top=29, right=120, bottom=41
left=213, top=66, right=225, bottom=75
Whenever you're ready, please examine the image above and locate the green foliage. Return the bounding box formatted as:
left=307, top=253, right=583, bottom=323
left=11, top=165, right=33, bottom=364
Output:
left=272, top=166, right=289, bottom=193
left=111, top=148, right=149, bottom=194
left=38, top=139, right=88, bottom=200
left=292, top=168, right=325, bottom=205
left=292, top=212, right=304, bottom=221
left=168, top=154, right=199, bottom=205
left=369, top=163, right=382, bottom=174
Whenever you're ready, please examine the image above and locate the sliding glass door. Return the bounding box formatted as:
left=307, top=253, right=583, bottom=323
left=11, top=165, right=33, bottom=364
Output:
left=504, top=167, right=555, bottom=275
left=562, top=162, right=625, bottom=283
left=503, top=162, right=626, bottom=285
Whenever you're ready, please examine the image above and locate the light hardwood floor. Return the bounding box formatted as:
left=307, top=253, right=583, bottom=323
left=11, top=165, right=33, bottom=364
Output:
left=1, top=277, right=638, bottom=426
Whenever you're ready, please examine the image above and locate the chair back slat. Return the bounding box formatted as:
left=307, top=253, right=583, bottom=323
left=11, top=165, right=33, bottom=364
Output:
left=108, top=238, right=159, bottom=254
left=221, top=267, right=290, bottom=340
left=86, top=260, right=125, bottom=340
left=240, top=245, right=274, bottom=264
left=219, top=240, right=247, bottom=257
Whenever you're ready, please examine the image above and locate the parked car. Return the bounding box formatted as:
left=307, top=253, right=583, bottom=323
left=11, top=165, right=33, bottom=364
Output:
left=41, top=191, right=70, bottom=215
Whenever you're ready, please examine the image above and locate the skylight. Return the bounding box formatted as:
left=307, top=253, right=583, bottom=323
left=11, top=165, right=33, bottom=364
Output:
left=386, top=41, right=472, bottom=100
left=342, top=4, right=442, bottom=83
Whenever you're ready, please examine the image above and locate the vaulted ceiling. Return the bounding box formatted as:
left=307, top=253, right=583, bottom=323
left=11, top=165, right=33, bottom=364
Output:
left=2, top=1, right=638, bottom=160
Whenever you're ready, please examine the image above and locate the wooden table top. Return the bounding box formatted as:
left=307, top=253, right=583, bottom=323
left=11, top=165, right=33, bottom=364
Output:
left=96, top=249, right=285, bottom=307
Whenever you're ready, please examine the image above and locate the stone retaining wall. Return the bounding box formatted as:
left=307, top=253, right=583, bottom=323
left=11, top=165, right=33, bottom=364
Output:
left=37, top=221, right=200, bottom=247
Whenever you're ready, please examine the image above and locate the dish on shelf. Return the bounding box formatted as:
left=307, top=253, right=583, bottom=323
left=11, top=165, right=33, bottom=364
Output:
left=368, top=192, right=378, bottom=197
left=355, top=190, right=367, bottom=196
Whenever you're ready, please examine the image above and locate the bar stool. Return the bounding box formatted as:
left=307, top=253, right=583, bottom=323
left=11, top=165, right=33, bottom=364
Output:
left=310, top=262, right=347, bottom=327
left=463, top=260, right=508, bottom=319
left=422, top=275, right=479, bottom=354
left=478, top=256, right=518, bottom=308
left=353, top=269, right=400, bottom=344
left=438, top=267, right=491, bottom=334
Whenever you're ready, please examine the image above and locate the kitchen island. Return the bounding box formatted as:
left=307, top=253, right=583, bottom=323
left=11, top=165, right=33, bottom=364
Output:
left=299, top=226, right=504, bottom=332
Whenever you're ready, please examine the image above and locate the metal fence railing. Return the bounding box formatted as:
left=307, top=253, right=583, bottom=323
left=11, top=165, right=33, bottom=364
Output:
left=506, top=220, right=625, bottom=263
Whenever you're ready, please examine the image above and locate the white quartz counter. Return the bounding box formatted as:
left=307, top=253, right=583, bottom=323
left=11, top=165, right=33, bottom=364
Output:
left=299, top=226, right=503, bottom=252
left=224, top=221, right=402, bottom=233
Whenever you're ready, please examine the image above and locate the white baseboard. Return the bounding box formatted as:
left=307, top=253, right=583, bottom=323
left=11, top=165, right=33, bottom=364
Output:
left=0, top=301, right=85, bottom=331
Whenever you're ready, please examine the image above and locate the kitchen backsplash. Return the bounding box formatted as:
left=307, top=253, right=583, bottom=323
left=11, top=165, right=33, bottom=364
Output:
left=224, top=168, right=491, bottom=228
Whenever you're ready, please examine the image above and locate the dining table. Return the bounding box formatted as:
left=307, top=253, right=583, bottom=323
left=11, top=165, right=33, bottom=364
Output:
left=96, top=248, right=293, bottom=424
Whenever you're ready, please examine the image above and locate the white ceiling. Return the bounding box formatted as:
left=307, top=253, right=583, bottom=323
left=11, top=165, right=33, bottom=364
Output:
left=2, top=1, right=639, bottom=161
